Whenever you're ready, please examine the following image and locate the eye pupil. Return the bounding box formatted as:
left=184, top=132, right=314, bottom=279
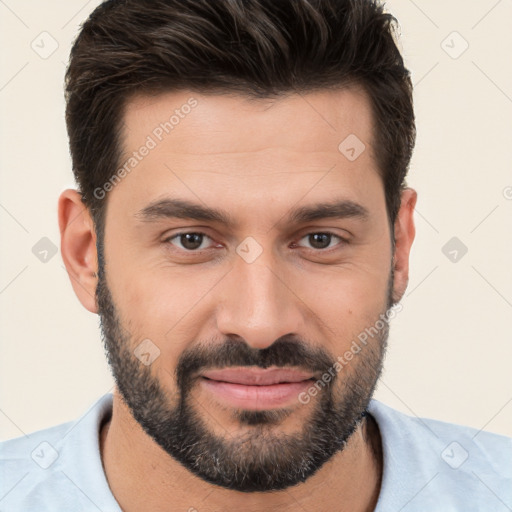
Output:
left=309, top=233, right=331, bottom=249
left=173, top=232, right=337, bottom=252
left=181, top=233, right=203, bottom=250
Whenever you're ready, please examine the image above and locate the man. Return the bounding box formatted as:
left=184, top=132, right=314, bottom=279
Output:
left=1, top=0, right=511, bottom=510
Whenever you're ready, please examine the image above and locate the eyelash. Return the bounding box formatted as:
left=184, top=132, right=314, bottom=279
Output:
left=163, top=231, right=348, bottom=254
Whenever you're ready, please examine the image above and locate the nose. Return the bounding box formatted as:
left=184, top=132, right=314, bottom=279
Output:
left=215, top=250, right=305, bottom=350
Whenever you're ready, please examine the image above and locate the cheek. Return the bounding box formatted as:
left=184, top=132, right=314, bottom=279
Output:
left=294, top=255, right=391, bottom=352
left=106, top=256, right=223, bottom=357
left=104, top=203, right=391, bottom=362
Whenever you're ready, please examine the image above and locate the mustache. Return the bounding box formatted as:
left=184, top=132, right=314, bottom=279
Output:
left=175, top=335, right=336, bottom=389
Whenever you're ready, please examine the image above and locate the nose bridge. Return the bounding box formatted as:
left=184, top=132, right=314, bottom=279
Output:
left=216, top=245, right=301, bottom=350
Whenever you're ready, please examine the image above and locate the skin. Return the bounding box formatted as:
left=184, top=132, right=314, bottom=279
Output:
left=59, top=87, right=417, bottom=512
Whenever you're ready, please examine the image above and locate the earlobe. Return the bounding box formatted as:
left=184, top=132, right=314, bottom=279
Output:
left=58, top=189, right=99, bottom=313
left=391, top=188, right=417, bottom=304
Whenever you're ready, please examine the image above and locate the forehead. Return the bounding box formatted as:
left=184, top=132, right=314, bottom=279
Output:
left=107, top=87, right=383, bottom=227
left=122, top=87, right=375, bottom=158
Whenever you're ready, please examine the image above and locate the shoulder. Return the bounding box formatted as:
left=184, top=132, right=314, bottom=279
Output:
left=1, top=418, right=74, bottom=463
left=0, top=393, right=119, bottom=512
left=368, top=399, right=512, bottom=511
left=0, top=419, right=81, bottom=511
left=369, top=399, right=512, bottom=469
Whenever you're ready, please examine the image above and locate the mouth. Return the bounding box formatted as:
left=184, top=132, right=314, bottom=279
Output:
left=199, top=367, right=316, bottom=410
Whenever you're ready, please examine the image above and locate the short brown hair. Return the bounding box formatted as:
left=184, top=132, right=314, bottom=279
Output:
left=65, top=0, right=415, bottom=235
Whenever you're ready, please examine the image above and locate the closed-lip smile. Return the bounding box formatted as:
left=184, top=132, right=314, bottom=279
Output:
left=199, top=366, right=316, bottom=410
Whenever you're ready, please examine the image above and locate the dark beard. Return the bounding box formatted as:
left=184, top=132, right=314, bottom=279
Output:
left=96, top=240, right=391, bottom=492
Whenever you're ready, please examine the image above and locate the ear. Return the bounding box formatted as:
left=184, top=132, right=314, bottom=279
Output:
left=58, top=189, right=99, bottom=313
left=391, top=187, right=417, bottom=304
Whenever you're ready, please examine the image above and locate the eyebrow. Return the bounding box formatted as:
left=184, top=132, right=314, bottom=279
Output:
left=134, top=197, right=369, bottom=227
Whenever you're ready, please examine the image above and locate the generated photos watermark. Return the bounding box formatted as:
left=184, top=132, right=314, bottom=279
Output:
left=298, top=303, right=403, bottom=404
left=93, top=97, right=198, bottom=200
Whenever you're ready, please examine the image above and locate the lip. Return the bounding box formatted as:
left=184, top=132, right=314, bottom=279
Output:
left=201, top=367, right=314, bottom=385
left=200, top=367, right=315, bottom=410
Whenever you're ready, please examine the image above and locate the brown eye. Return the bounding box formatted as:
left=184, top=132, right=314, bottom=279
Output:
left=166, top=232, right=212, bottom=251
left=297, top=232, right=345, bottom=251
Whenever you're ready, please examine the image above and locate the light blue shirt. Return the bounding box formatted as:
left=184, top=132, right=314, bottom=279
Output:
left=1, top=393, right=511, bottom=511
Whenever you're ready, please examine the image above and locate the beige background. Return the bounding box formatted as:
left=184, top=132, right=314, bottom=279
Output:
left=1, top=0, right=511, bottom=440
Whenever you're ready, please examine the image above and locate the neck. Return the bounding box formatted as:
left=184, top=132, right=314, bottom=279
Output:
left=100, top=392, right=382, bottom=512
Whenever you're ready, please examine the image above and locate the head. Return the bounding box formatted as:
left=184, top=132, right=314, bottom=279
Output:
left=59, top=0, right=417, bottom=493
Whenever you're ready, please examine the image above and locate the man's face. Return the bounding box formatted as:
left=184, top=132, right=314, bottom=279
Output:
left=96, top=88, right=395, bottom=491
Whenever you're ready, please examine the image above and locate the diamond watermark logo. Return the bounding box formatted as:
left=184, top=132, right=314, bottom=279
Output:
left=32, top=237, right=58, bottom=263
left=442, top=237, right=468, bottom=263
left=31, top=441, right=59, bottom=469
left=338, top=134, right=366, bottom=162
left=31, top=31, right=59, bottom=59
left=441, top=441, right=469, bottom=469
left=134, top=339, right=161, bottom=366
left=441, top=31, right=469, bottom=60
left=236, top=236, right=263, bottom=264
